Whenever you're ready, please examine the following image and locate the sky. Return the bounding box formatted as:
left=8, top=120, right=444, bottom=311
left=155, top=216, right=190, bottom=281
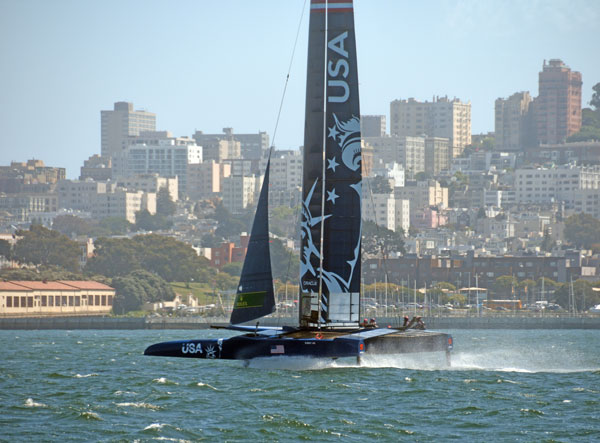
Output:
left=0, top=0, right=599, bottom=178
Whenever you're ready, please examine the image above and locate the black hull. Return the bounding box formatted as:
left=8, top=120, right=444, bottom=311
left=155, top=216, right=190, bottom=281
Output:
left=144, top=328, right=453, bottom=361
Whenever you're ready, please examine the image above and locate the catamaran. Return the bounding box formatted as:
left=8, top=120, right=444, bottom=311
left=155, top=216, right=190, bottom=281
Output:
left=145, top=0, right=453, bottom=364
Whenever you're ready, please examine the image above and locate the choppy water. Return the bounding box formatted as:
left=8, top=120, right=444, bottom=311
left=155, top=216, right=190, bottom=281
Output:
left=1, top=329, right=599, bottom=442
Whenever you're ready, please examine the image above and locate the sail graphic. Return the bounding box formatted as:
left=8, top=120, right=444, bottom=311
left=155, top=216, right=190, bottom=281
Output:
left=300, top=0, right=362, bottom=327
left=230, top=158, right=275, bottom=325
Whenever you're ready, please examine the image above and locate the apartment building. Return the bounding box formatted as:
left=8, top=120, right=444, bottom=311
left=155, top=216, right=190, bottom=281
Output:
left=532, top=59, right=582, bottom=145
left=101, top=102, right=156, bottom=158
left=116, top=174, right=178, bottom=202
left=193, top=128, right=268, bottom=161
left=364, top=135, right=425, bottom=175
left=361, top=115, right=386, bottom=137
left=495, top=91, right=534, bottom=151
left=187, top=161, right=231, bottom=201
left=90, top=188, right=156, bottom=223
left=390, top=96, right=471, bottom=157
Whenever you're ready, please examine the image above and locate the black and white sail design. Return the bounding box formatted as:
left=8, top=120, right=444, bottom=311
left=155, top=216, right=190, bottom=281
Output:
left=300, top=0, right=361, bottom=327
left=230, top=158, right=275, bottom=325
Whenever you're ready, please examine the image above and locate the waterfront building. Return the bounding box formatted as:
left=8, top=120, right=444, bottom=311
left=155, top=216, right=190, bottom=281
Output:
left=532, top=59, right=582, bottom=145
left=0, top=280, right=115, bottom=317
left=390, top=96, right=471, bottom=157
left=101, top=102, right=156, bottom=158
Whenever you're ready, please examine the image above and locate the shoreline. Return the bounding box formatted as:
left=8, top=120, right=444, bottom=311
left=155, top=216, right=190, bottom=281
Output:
left=1, top=315, right=599, bottom=330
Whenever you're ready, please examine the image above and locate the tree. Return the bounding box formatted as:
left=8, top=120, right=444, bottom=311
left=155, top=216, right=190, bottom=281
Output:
left=98, top=217, right=132, bottom=235
left=270, top=238, right=300, bottom=283
left=221, top=262, right=243, bottom=277
left=0, top=239, right=12, bottom=260
left=369, top=176, right=392, bottom=194
left=591, top=82, right=600, bottom=110
left=540, top=228, right=555, bottom=252
left=156, top=187, right=176, bottom=217
left=52, top=215, right=93, bottom=237
left=111, top=270, right=175, bottom=314
left=564, top=213, right=600, bottom=248
left=493, top=275, right=518, bottom=298
left=85, top=237, right=142, bottom=277
left=553, top=279, right=599, bottom=312
left=12, top=225, right=81, bottom=272
left=362, top=220, right=405, bottom=257
left=135, top=209, right=173, bottom=232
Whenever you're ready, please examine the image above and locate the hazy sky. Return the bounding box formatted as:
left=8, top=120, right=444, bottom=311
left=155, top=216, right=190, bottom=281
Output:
left=1, top=0, right=599, bottom=178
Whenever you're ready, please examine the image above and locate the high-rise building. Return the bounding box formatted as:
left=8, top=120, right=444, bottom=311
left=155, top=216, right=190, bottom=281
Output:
left=187, top=161, right=231, bottom=201
left=424, top=137, right=451, bottom=176
left=193, top=128, right=269, bottom=161
left=495, top=92, right=534, bottom=151
left=100, top=102, right=156, bottom=158
left=111, top=131, right=201, bottom=198
left=532, top=59, right=582, bottom=145
left=390, top=96, right=471, bottom=157
left=364, top=135, right=425, bottom=176
left=361, top=115, right=386, bottom=137
left=79, top=155, right=112, bottom=181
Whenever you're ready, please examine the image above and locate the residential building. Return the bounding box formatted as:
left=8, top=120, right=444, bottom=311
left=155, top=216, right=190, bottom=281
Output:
left=370, top=161, right=405, bottom=187
left=424, top=137, right=451, bottom=175
left=90, top=188, right=156, bottom=223
left=0, top=193, right=59, bottom=222
left=221, top=174, right=261, bottom=214
left=261, top=149, right=303, bottom=193
left=187, top=161, right=231, bottom=201
left=361, top=115, right=386, bottom=137
left=364, top=135, right=425, bottom=176
left=395, top=179, right=448, bottom=213
left=193, top=128, right=268, bottom=161
left=390, top=96, right=471, bottom=157
left=116, top=174, right=178, bottom=202
left=495, top=91, right=534, bottom=151
left=57, top=179, right=114, bottom=211
left=79, top=155, right=112, bottom=181
left=362, top=192, right=395, bottom=231
left=100, top=101, right=156, bottom=158
left=112, top=131, right=202, bottom=198
left=0, top=160, right=65, bottom=194
left=532, top=59, right=582, bottom=145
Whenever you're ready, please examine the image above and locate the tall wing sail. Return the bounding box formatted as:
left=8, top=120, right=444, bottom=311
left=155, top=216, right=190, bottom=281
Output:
left=299, top=0, right=361, bottom=327
left=230, top=158, right=275, bottom=325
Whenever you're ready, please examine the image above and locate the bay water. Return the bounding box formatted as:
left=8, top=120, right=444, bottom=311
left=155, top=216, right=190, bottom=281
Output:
left=1, top=329, right=599, bottom=441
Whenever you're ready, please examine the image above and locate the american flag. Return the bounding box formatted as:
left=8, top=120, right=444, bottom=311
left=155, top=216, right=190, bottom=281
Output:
left=270, top=344, right=285, bottom=354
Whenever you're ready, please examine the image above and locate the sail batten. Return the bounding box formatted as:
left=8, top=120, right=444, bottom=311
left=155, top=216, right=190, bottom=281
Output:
left=300, top=0, right=362, bottom=328
left=229, top=158, right=275, bottom=325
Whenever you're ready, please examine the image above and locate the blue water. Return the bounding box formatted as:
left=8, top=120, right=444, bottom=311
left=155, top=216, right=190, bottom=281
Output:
left=1, top=329, right=599, bottom=442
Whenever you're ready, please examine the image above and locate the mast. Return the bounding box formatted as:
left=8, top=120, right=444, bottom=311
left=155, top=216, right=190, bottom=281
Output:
left=299, top=0, right=362, bottom=328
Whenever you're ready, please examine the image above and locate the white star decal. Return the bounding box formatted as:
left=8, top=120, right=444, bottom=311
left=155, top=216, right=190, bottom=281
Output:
left=327, top=188, right=339, bottom=204
left=327, top=157, right=339, bottom=172
left=328, top=125, right=339, bottom=140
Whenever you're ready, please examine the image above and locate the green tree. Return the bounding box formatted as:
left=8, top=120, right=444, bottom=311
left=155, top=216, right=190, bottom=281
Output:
left=85, top=237, right=142, bottom=277
left=12, top=225, right=81, bottom=272
left=270, top=238, right=300, bottom=283
left=135, top=209, right=173, bottom=231
left=0, top=238, right=12, bottom=260
left=553, top=279, right=599, bottom=312
left=52, top=215, right=93, bottom=237
left=369, top=176, right=393, bottom=194
left=493, top=275, right=518, bottom=298
left=156, top=187, right=176, bottom=217
left=564, top=213, right=600, bottom=247
left=97, top=217, right=132, bottom=235
left=591, top=82, right=600, bottom=110
left=111, top=270, right=175, bottom=314
left=362, top=220, right=405, bottom=257
left=221, top=262, right=243, bottom=277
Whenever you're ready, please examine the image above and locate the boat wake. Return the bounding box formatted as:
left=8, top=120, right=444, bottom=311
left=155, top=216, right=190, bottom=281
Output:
left=246, top=350, right=600, bottom=373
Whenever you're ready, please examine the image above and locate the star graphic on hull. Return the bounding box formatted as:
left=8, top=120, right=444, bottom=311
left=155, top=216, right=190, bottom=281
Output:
left=327, top=188, right=339, bottom=204
left=327, top=157, right=339, bottom=172
left=328, top=125, right=339, bottom=140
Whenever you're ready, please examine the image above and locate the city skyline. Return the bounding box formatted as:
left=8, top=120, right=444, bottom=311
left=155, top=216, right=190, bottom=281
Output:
left=1, top=0, right=599, bottom=178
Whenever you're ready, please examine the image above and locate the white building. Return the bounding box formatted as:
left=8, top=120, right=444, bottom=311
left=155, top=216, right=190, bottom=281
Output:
left=363, top=193, right=396, bottom=231
left=221, top=174, right=261, bottom=214
left=369, top=161, right=405, bottom=187
left=116, top=174, right=178, bottom=202
left=90, top=189, right=156, bottom=223
left=112, top=131, right=202, bottom=198
left=515, top=165, right=600, bottom=216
